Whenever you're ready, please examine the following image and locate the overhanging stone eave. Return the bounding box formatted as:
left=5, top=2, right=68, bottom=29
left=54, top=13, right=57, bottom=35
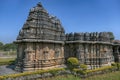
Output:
left=113, top=44, right=120, bottom=46
left=65, top=40, right=113, bottom=45
left=14, top=39, right=65, bottom=44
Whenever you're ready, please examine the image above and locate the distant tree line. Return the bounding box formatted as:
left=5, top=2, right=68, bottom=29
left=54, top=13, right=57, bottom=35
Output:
left=0, top=42, right=17, bottom=51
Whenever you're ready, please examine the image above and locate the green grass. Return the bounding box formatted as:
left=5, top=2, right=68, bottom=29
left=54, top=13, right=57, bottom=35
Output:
left=38, top=75, right=80, bottom=80
left=0, top=58, right=15, bottom=65
left=84, top=71, right=120, bottom=80
left=38, top=71, right=120, bottom=80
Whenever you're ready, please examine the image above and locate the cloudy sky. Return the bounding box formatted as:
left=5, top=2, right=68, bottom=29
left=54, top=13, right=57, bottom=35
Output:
left=0, top=0, right=120, bottom=43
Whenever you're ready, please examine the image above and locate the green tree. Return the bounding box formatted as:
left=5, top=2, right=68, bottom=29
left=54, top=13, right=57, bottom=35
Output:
left=0, top=42, right=4, bottom=50
left=3, top=43, right=17, bottom=51
left=108, top=32, right=115, bottom=41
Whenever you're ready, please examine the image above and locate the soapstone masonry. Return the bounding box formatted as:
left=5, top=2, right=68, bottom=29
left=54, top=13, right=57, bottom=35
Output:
left=15, top=2, right=120, bottom=72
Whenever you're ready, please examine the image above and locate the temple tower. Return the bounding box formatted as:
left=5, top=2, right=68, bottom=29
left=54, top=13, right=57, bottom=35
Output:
left=15, top=2, right=65, bottom=72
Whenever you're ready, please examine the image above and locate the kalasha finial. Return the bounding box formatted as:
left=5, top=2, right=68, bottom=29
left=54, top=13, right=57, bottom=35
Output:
left=37, top=2, right=42, bottom=7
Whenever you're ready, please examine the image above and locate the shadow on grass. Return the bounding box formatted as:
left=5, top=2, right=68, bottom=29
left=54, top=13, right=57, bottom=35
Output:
left=6, top=59, right=16, bottom=70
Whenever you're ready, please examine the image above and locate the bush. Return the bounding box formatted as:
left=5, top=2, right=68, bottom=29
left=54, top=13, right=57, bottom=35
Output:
left=0, top=68, right=65, bottom=80
left=79, top=64, right=87, bottom=70
left=67, top=57, right=79, bottom=70
left=86, top=66, right=116, bottom=74
left=111, top=63, right=120, bottom=70
left=111, top=63, right=117, bottom=66
left=73, top=69, right=87, bottom=75
left=73, top=66, right=116, bottom=76
left=49, top=68, right=65, bottom=76
left=73, top=64, right=87, bottom=75
left=116, top=63, right=120, bottom=70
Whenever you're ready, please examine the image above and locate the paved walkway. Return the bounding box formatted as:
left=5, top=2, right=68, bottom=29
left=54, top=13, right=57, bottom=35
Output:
left=0, top=65, right=19, bottom=75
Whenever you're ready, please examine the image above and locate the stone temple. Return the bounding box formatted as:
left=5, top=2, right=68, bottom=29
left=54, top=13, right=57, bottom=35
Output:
left=15, top=2, right=120, bottom=72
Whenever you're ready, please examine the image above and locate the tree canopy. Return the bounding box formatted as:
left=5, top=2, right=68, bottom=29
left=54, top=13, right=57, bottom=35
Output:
left=0, top=42, right=17, bottom=51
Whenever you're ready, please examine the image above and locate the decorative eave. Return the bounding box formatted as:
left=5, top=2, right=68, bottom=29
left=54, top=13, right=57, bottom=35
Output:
left=65, top=40, right=113, bottom=45
left=112, top=44, right=120, bottom=46
left=14, top=39, right=64, bottom=44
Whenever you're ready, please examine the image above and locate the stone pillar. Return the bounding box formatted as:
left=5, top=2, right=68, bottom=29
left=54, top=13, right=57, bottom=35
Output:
left=36, top=44, right=40, bottom=60
left=83, top=44, right=86, bottom=64
left=61, top=46, right=64, bottom=58
left=93, top=44, right=96, bottom=69
left=91, top=44, right=93, bottom=69
left=89, top=44, right=92, bottom=69
left=79, top=44, right=84, bottom=64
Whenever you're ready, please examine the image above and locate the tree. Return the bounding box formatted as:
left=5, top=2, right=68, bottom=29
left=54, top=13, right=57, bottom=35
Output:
left=0, top=42, right=4, bottom=50
left=3, top=43, right=17, bottom=51
left=108, top=32, right=115, bottom=41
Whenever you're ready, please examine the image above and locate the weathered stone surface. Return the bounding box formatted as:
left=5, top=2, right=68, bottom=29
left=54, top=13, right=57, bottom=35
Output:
left=17, top=2, right=65, bottom=41
left=113, top=40, right=120, bottom=63
left=66, top=32, right=114, bottom=42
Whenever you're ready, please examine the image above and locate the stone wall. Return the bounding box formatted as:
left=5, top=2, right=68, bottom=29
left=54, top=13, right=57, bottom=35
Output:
left=65, top=42, right=114, bottom=69
left=113, top=40, right=120, bottom=62
left=15, top=42, right=65, bottom=71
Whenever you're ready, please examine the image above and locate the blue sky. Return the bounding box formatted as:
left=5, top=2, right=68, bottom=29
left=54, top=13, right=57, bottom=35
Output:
left=0, top=0, right=120, bottom=43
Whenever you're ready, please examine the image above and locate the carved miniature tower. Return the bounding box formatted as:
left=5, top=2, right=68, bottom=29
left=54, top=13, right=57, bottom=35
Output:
left=15, top=2, right=65, bottom=71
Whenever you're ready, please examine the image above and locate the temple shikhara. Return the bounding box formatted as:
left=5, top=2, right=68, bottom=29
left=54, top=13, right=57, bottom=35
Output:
left=15, top=2, right=120, bottom=72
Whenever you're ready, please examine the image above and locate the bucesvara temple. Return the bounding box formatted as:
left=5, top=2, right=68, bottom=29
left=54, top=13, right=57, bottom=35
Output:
left=14, top=2, right=120, bottom=72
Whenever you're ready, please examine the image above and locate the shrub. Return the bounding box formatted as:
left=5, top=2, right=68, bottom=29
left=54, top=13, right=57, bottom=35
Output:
left=0, top=76, right=4, bottom=80
left=67, top=57, right=79, bottom=70
left=73, top=69, right=87, bottom=75
left=111, top=63, right=117, bottom=66
left=116, top=63, right=120, bottom=70
left=79, top=64, right=87, bottom=70
left=73, top=66, right=116, bottom=76
left=73, top=64, right=87, bottom=75
left=111, top=62, right=120, bottom=70
left=86, top=66, right=115, bottom=74
left=0, top=68, right=65, bottom=80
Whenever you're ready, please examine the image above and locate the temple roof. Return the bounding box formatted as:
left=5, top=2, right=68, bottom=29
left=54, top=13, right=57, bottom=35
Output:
left=66, top=32, right=114, bottom=42
left=16, top=2, right=65, bottom=42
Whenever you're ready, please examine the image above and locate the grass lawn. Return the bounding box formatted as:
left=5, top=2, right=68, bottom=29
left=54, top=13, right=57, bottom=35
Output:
left=0, top=58, right=15, bottom=65
left=84, top=71, right=120, bottom=80
left=38, top=75, right=80, bottom=80
left=38, top=71, right=120, bottom=80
